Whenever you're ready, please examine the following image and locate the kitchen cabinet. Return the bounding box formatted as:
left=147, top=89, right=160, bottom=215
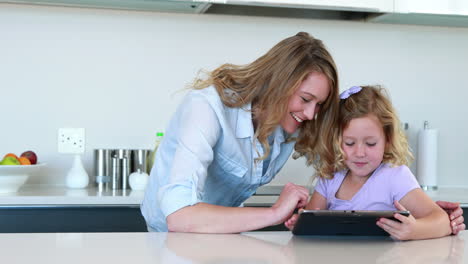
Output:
left=0, top=186, right=147, bottom=233
left=370, top=0, right=468, bottom=27
left=0, top=205, right=286, bottom=233
left=1, top=0, right=394, bottom=13
left=394, top=0, right=468, bottom=16
left=0, top=205, right=147, bottom=233
left=4, top=0, right=468, bottom=27
left=2, top=0, right=211, bottom=13
left=198, top=0, right=394, bottom=12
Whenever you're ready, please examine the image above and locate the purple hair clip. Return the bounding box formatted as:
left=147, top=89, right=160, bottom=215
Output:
left=340, top=86, right=362, bottom=99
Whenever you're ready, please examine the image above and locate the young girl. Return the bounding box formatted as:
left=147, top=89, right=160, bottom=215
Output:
left=286, top=85, right=452, bottom=240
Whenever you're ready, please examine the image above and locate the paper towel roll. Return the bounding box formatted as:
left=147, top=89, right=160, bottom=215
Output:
left=417, top=128, right=438, bottom=190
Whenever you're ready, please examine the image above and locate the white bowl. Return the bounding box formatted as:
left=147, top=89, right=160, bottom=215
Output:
left=0, top=163, right=46, bottom=193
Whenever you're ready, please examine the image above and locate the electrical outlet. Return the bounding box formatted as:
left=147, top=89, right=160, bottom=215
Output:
left=58, top=128, right=85, bottom=154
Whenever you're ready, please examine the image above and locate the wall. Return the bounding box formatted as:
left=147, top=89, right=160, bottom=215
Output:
left=1, top=4, right=467, bottom=187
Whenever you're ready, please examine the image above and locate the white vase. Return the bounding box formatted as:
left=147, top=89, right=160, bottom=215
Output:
left=129, top=169, right=149, bottom=190
left=66, top=155, right=89, bottom=189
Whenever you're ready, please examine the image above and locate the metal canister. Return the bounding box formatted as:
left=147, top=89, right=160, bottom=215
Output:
left=132, top=149, right=150, bottom=174
left=116, top=149, right=131, bottom=190
left=94, top=149, right=112, bottom=192
left=109, top=157, right=121, bottom=190
left=121, top=157, right=130, bottom=190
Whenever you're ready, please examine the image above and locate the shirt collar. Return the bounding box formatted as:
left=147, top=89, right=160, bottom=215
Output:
left=272, top=126, right=285, bottom=144
left=236, top=102, right=254, bottom=139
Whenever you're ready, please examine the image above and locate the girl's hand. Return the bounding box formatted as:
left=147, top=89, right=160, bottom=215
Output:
left=436, top=200, right=465, bottom=234
left=284, top=214, right=299, bottom=231
left=376, top=201, right=416, bottom=240
left=271, top=183, right=309, bottom=225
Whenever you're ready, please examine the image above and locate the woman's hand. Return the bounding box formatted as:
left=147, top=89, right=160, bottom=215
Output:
left=271, top=183, right=309, bottom=225
left=285, top=207, right=321, bottom=231
left=436, top=200, right=465, bottom=234
left=376, top=201, right=417, bottom=240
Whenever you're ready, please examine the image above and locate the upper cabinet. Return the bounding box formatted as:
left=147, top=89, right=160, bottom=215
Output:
left=3, top=0, right=468, bottom=27
left=370, top=0, right=468, bottom=27
left=200, top=0, right=394, bottom=21
left=197, top=0, right=393, bottom=12
left=2, top=0, right=211, bottom=13
left=394, top=0, right=468, bottom=16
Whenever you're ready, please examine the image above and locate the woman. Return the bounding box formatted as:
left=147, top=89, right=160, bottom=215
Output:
left=141, top=32, right=464, bottom=233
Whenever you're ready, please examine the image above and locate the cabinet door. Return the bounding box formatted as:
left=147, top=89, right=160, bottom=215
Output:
left=0, top=205, right=147, bottom=233
left=395, top=0, right=468, bottom=16
left=210, top=0, right=394, bottom=12
left=4, top=0, right=210, bottom=13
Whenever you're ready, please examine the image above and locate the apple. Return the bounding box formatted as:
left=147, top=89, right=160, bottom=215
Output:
left=20, top=151, right=38, bottom=165
left=0, top=156, right=21, bottom=165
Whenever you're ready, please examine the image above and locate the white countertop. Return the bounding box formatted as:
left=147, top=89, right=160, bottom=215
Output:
left=1, top=185, right=468, bottom=207
left=0, top=231, right=466, bottom=264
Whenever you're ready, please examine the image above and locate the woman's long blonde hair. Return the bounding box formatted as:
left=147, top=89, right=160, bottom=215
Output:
left=192, top=32, right=339, bottom=164
left=320, top=85, right=413, bottom=179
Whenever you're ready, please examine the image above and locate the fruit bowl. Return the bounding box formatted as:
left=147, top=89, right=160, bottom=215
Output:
left=0, top=163, right=46, bottom=193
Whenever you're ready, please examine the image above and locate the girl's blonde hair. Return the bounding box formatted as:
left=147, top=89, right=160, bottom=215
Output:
left=192, top=32, right=339, bottom=163
left=320, top=85, right=413, bottom=179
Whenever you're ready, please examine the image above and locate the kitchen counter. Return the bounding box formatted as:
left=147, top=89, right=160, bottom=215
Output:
left=1, top=185, right=468, bottom=207
left=1, top=231, right=466, bottom=264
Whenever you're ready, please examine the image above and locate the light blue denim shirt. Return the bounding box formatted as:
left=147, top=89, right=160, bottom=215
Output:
left=141, top=86, right=296, bottom=231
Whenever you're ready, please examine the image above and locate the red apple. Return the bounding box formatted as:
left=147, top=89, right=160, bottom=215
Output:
left=20, top=151, right=38, bottom=165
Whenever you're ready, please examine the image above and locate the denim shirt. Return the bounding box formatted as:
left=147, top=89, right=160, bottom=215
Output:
left=141, top=86, right=296, bottom=231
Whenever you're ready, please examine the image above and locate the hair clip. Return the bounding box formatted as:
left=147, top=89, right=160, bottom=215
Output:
left=340, top=86, right=362, bottom=99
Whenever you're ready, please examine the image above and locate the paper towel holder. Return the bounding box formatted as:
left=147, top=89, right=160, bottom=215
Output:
left=418, top=120, right=438, bottom=191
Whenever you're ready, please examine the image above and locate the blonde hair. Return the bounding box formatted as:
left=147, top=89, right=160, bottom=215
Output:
left=192, top=32, right=339, bottom=162
left=320, top=85, right=413, bottom=179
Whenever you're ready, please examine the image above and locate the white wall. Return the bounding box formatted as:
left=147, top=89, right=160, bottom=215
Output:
left=1, top=4, right=467, bottom=187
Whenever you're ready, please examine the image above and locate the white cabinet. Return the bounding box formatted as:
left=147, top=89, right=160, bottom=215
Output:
left=370, top=0, right=468, bottom=28
left=2, top=0, right=211, bottom=13
left=4, top=0, right=468, bottom=27
left=198, top=0, right=393, bottom=12
left=394, top=0, right=468, bottom=16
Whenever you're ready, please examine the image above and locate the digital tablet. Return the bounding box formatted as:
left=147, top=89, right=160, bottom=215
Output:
left=292, top=210, right=410, bottom=236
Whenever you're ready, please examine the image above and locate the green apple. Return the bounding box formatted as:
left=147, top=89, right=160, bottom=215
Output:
left=0, top=156, right=21, bottom=165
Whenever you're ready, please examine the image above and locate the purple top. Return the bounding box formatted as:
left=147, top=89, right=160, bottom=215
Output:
left=315, top=163, right=420, bottom=210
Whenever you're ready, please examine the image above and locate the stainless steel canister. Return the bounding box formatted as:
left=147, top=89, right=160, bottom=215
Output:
left=116, top=149, right=131, bottom=190
left=94, top=149, right=112, bottom=192
left=109, top=156, right=121, bottom=190
left=121, top=157, right=130, bottom=190
left=132, top=149, right=150, bottom=174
